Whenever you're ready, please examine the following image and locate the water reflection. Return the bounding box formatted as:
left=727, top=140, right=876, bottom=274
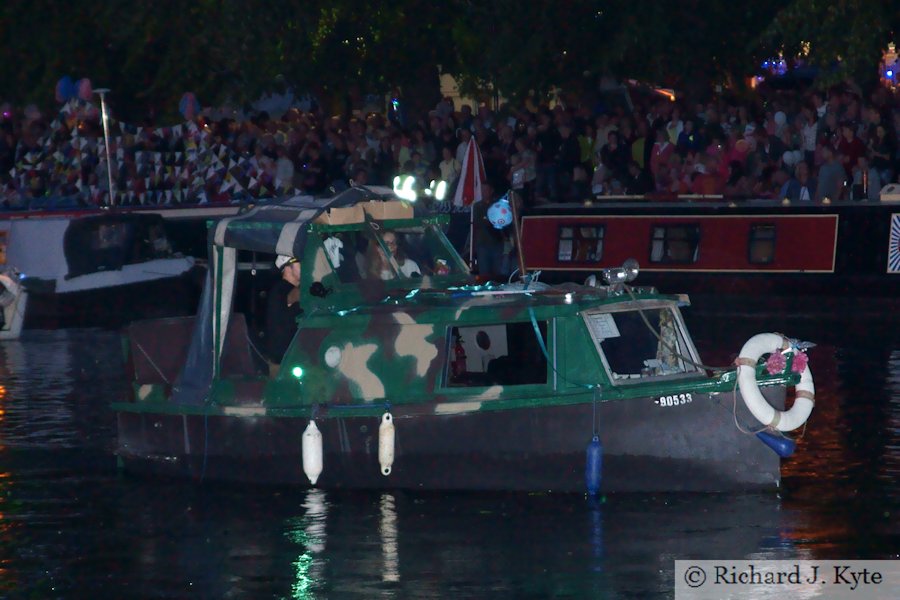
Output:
left=0, top=330, right=124, bottom=450
left=380, top=494, right=399, bottom=584
left=0, top=314, right=895, bottom=597
left=884, top=350, right=900, bottom=487
left=286, top=489, right=328, bottom=599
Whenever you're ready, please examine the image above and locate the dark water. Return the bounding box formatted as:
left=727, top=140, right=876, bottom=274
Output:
left=0, top=307, right=898, bottom=599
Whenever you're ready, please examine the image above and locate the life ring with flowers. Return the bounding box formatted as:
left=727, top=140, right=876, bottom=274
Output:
left=735, top=333, right=814, bottom=432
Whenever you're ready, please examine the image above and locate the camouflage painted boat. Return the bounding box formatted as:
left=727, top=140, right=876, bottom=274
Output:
left=113, top=187, right=816, bottom=493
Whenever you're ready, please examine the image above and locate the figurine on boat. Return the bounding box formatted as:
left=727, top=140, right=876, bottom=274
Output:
left=114, top=186, right=816, bottom=493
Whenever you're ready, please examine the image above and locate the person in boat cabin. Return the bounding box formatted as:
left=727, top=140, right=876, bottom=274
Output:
left=265, top=254, right=303, bottom=373
left=366, top=232, right=421, bottom=280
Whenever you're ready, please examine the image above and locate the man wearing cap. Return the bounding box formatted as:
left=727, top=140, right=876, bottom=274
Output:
left=265, top=254, right=302, bottom=373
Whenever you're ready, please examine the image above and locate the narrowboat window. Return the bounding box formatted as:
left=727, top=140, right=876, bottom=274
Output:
left=649, top=225, right=700, bottom=264
left=584, top=307, right=699, bottom=382
left=558, top=225, right=605, bottom=262
left=748, top=224, right=776, bottom=265
left=446, top=321, right=548, bottom=387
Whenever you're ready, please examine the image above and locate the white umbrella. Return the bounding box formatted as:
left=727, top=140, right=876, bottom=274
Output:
left=452, top=137, right=487, bottom=265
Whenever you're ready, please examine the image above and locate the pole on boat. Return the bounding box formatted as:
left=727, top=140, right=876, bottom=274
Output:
left=94, top=88, right=116, bottom=207
left=468, top=202, right=474, bottom=268
left=508, top=190, right=528, bottom=280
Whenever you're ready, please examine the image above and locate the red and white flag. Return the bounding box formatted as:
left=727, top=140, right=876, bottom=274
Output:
left=452, top=137, right=486, bottom=208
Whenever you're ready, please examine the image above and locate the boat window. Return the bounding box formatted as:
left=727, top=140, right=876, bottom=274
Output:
left=558, top=225, right=605, bottom=262
left=349, top=226, right=460, bottom=281
left=445, top=321, right=548, bottom=387
left=748, top=224, right=776, bottom=265
left=93, top=222, right=128, bottom=251
left=585, top=307, right=699, bottom=382
left=320, top=231, right=369, bottom=283
left=64, top=215, right=174, bottom=278
left=649, top=225, right=700, bottom=264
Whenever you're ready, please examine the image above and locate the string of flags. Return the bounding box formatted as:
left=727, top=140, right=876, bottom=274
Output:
left=5, top=98, right=297, bottom=206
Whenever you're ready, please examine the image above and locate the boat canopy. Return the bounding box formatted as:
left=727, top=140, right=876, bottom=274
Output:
left=173, top=186, right=398, bottom=405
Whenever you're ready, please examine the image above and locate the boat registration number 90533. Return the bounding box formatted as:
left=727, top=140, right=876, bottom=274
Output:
left=655, top=393, right=693, bottom=407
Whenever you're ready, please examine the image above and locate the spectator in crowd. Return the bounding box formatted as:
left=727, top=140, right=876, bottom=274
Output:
left=600, top=130, right=630, bottom=182
left=472, top=183, right=508, bottom=281
left=781, top=161, right=817, bottom=202
left=534, top=111, right=560, bottom=202
left=623, top=160, right=653, bottom=195
left=836, top=122, right=867, bottom=178
left=868, top=123, right=893, bottom=185
left=5, top=78, right=900, bottom=210
left=649, top=128, right=674, bottom=184
left=438, top=146, right=461, bottom=186
left=817, top=145, right=846, bottom=202
left=851, top=155, right=880, bottom=201
left=508, top=136, right=537, bottom=207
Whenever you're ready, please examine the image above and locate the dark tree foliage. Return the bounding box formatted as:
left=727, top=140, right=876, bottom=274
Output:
left=762, top=0, right=900, bottom=87
left=0, top=0, right=896, bottom=121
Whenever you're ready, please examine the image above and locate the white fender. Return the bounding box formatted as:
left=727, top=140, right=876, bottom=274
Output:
left=302, top=420, right=323, bottom=485
left=378, top=412, right=395, bottom=476
left=736, top=333, right=815, bottom=432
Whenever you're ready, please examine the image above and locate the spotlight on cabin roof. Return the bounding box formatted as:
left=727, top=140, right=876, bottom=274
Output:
left=602, top=259, right=640, bottom=286
left=392, top=175, right=418, bottom=202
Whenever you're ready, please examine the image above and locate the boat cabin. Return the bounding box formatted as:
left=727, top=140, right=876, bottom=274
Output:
left=123, top=188, right=718, bottom=413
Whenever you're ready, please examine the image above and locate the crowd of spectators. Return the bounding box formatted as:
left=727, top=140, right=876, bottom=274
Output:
left=3, top=79, right=900, bottom=209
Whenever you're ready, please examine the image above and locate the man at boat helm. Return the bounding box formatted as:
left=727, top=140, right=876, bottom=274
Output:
left=265, top=254, right=302, bottom=376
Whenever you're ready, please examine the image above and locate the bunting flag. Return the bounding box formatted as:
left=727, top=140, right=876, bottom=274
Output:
left=4, top=94, right=304, bottom=207
left=452, top=137, right=486, bottom=208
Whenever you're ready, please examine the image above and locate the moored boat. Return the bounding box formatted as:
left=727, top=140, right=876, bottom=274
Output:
left=0, top=200, right=246, bottom=336
left=521, top=190, right=900, bottom=314
left=113, top=187, right=817, bottom=493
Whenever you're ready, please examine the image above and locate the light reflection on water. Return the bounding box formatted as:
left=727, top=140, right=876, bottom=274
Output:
left=0, top=319, right=896, bottom=598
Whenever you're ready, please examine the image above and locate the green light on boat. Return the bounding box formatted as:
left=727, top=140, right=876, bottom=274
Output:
left=292, top=366, right=305, bottom=379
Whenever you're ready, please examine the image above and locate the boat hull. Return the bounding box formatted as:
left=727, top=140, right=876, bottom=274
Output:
left=22, top=268, right=203, bottom=330
left=116, top=387, right=784, bottom=493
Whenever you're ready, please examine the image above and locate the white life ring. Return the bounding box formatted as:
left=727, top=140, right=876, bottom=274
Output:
left=735, top=333, right=814, bottom=432
left=0, top=272, right=20, bottom=308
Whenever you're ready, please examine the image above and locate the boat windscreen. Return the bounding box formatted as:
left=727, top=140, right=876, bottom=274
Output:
left=322, top=226, right=461, bottom=282
left=585, top=307, right=699, bottom=382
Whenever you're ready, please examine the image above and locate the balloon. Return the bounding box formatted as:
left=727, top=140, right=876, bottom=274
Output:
left=55, top=76, right=76, bottom=103
left=76, top=78, right=93, bottom=101
left=774, top=111, right=787, bottom=126
left=487, top=198, right=512, bottom=229
left=179, top=92, right=200, bottom=120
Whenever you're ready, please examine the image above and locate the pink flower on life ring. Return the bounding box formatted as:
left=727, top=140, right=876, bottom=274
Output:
left=791, top=352, right=809, bottom=373
left=765, top=352, right=786, bottom=375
